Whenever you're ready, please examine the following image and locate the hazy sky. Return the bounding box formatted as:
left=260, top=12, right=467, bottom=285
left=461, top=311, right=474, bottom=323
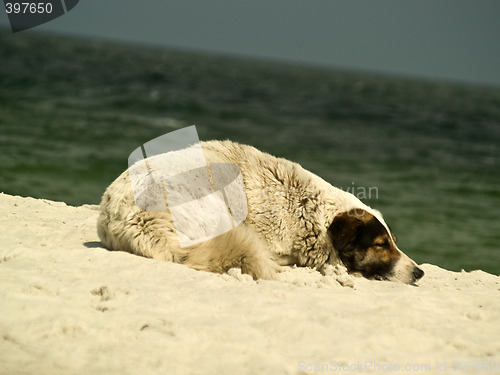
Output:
left=1, top=0, right=499, bottom=86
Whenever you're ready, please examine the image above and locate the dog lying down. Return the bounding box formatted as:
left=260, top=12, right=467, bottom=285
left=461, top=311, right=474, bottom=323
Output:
left=97, top=140, right=424, bottom=284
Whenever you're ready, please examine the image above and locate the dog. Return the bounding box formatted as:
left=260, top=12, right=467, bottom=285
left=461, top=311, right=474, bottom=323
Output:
left=97, top=140, right=424, bottom=284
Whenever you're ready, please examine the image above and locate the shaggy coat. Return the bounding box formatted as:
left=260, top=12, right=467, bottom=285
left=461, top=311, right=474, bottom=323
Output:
left=97, top=140, right=423, bottom=283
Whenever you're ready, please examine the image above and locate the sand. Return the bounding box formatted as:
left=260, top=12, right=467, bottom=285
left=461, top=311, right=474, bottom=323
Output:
left=0, top=192, right=499, bottom=375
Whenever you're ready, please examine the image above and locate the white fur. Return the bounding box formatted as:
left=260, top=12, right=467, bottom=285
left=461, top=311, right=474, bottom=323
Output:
left=97, top=140, right=418, bottom=282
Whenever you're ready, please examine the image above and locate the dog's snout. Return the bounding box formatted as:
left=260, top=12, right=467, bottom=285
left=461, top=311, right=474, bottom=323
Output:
left=412, top=267, right=424, bottom=281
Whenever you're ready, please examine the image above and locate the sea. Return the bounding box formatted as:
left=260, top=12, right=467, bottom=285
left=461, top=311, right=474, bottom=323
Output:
left=1, top=29, right=499, bottom=275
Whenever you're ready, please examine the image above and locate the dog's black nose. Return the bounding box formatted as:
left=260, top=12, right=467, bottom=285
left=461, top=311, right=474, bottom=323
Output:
left=412, top=267, right=425, bottom=281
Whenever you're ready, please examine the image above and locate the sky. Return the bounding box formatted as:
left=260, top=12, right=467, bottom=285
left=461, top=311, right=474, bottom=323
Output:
left=1, top=0, right=500, bottom=87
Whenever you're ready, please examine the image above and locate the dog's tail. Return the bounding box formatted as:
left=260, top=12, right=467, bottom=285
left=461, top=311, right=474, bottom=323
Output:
left=182, top=223, right=280, bottom=280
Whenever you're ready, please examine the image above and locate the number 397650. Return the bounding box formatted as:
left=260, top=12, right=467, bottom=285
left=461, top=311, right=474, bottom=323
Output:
left=5, top=2, right=53, bottom=14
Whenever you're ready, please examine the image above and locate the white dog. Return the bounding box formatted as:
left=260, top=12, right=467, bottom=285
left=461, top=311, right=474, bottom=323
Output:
left=97, top=140, right=424, bottom=284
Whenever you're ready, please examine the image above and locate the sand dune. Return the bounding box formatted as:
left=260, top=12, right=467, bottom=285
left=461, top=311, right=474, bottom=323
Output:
left=1, top=192, right=499, bottom=375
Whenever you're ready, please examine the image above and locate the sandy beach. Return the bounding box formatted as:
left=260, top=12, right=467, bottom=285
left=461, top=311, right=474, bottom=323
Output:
left=1, top=192, right=499, bottom=375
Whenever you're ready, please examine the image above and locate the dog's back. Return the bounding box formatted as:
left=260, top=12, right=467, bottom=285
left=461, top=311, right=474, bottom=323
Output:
left=97, top=141, right=292, bottom=279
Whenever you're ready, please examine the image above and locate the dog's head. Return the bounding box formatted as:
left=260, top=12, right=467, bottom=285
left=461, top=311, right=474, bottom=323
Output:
left=328, top=208, right=424, bottom=284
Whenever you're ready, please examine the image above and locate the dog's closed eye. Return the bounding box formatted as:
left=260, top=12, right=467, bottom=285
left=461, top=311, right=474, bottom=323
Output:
left=374, top=239, right=390, bottom=248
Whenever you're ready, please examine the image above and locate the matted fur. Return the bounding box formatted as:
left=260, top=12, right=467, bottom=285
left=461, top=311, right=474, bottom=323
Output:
left=97, top=140, right=419, bottom=281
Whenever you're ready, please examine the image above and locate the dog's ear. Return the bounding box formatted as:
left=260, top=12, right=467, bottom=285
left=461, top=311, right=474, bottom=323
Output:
left=328, top=209, right=367, bottom=251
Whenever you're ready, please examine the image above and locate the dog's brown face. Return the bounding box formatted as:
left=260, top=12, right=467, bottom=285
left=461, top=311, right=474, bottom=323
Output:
left=329, top=209, right=424, bottom=284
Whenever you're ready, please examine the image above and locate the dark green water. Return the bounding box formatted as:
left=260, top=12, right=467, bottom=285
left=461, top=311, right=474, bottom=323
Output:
left=1, top=29, right=499, bottom=274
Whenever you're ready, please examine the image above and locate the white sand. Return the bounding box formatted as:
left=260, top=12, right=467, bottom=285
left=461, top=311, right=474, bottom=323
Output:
left=1, top=192, right=499, bottom=375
